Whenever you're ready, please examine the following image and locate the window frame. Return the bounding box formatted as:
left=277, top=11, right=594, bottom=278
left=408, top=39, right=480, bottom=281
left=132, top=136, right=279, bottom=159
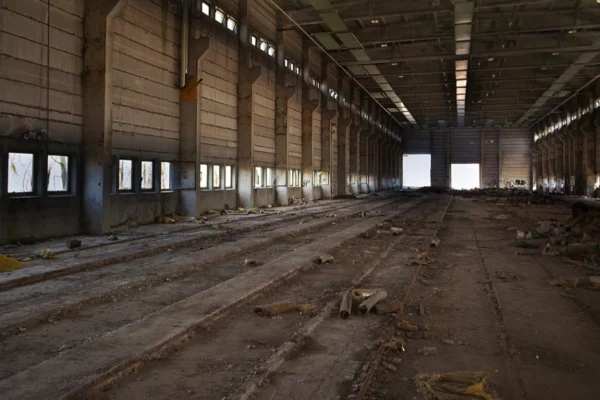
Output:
left=213, top=164, right=221, bottom=190
left=200, top=0, right=211, bottom=16
left=225, top=165, right=233, bottom=189
left=117, top=158, right=134, bottom=193
left=46, top=153, right=71, bottom=194
left=214, top=7, right=226, bottom=24
left=160, top=161, right=173, bottom=192
left=199, top=163, right=209, bottom=189
left=140, top=160, right=155, bottom=192
left=254, top=166, right=263, bottom=188
left=7, top=152, right=36, bottom=196
left=265, top=168, right=273, bottom=188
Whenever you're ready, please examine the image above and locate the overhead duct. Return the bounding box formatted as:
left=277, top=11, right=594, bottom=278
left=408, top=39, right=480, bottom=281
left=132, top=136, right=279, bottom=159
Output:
left=306, top=0, right=418, bottom=129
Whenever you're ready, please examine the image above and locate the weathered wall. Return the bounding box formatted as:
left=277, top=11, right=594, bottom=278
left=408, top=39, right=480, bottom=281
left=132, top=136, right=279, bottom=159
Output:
left=0, top=0, right=84, bottom=243
left=404, top=128, right=532, bottom=189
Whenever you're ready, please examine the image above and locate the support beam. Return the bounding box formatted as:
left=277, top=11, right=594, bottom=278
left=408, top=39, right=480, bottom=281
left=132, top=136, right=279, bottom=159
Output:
left=82, top=0, right=128, bottom=234
left=302, top=46, right=320, bottom=201
left=179, top=35, right=212, bottom=217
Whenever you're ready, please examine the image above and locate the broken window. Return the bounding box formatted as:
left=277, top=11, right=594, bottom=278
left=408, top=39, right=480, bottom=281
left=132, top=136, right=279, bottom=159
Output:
left=226, top=17, right=237, bottom=32
left=213, top=165, right=221, bottom=189
left=225, top=165, right=233, bottom=188
left=8, top=152, right=34, bottom=194
left=118, top=159, right=133, bottom=191
left=141, top=161, right=154, bottom=190
left=161, top=162, right=171, bottom=191
left=47, top=155, right=69, bottom=192
left=200, top=164, right=208, bottom=188
left=214, top=8, right=225, bottom=23
left=313, top=171, right=322, bottom=186
left=266, top=168, right=273, bottom=187
left=254, top=167, right=263, bottom=188
left=201, top=1, right=210, bottom=15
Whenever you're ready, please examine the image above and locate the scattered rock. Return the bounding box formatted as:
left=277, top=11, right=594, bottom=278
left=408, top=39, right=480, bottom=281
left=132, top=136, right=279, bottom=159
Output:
left=550, top=277, right=579, bottom=288
left=590, top=276, right=600, bottom=290
left=244, top=259, right=259, bottom=266
left=418, top=346, right=438, bottom=356
left=381, top=361, right=397, bottom=372
left=40, top=249, right=55, bottom=259
left=107, top=235, right=119, bottom=241
left=397, top=320, right=419, bottom=332
left=66, top=239, right=81, bottom=249
left=317, top=254, right=334, bottom=264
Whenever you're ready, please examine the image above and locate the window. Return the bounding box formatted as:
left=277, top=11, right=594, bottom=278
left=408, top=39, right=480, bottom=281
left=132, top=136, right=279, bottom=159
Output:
left=215, top=8, right=225, bottom=23
left=47, top=155, right=69, bottom=192
left=213, top=165, right=221, bottom=189
left=225, top=165, right=233, bottom=188
left=161, top=162, right=171, bottom=191
left=259, top=40, right=268, bottom=52
left=284, top=59, right=289, bottom=68
left=201, top=1, right=210, bottom=15
left=118, top=159, right=133, bottom=191
left=200, top=164, right=208, bottom=188
left=294, top=169, right=301, bottom=186
left=266, top=168, right=273, bottom=187
left=8, top=152, right=34, bottom=194
left=267, top=46, right=275, bottom=56
left=141, top=161, right=154, bottom=190
left=226, top=17, right=237, bottom=32
left=313, top=170, right=322, bottom=186
left=250, top=35, right=258, bottom=47
left=289, top=61, right=294, bottom=72
left=295, top=65, right=300, bottom=75
left=254, top=167, right=263, bottom=188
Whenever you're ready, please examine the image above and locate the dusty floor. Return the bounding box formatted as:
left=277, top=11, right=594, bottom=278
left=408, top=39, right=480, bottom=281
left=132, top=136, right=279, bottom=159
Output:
left=1, top=193, right=599, bottom=400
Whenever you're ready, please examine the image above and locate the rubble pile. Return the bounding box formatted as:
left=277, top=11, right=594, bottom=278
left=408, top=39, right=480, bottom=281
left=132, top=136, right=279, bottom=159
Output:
left=537, top=206, right=600, bottom=265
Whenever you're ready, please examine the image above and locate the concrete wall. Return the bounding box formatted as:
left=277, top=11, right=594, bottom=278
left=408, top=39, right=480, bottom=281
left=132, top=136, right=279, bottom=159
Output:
left=0, top=0, right=402, bottom=243
left=0, top=0, right=84, bottom=243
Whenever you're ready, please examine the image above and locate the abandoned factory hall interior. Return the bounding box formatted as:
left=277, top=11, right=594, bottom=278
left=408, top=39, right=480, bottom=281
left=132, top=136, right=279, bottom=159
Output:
left=2, top=0, right=600, bottom=399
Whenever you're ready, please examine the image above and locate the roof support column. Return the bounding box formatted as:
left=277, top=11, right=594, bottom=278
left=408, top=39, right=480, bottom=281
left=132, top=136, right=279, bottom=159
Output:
left=179, top=9, right=212, bottom=216
left=301, top=46, right=319, bottom=201
left=82, top=0, right=128, bottom=234
left=320, top=61, right=337, bottom=200
left=237, top=0, right=262, bottom=208
left=275, top=26, right=297, bottom=206
left=349, top=84, right=362, bottom=195
left=337, top=75, right=351, bottom=198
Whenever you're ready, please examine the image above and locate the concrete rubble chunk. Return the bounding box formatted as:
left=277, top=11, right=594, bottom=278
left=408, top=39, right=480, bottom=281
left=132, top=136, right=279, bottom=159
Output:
left=317, top=254, right=334, bottom=264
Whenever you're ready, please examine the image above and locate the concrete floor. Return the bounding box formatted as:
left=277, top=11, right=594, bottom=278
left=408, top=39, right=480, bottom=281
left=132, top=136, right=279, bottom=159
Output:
left=0, top=193, right=599, bottom=399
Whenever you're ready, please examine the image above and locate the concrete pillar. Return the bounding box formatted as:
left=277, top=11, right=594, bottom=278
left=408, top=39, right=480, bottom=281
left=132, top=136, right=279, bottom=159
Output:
left=274, top=27, right=297, bottom=206
left=179, top=33, right=211, bottom=216
left=320, top=109, right=337, bottom=199
left=301, top=46, right=319, bottom=201
left=320, top=62, right=337, bottom=199
left=368, top=133, right=379, bottom=192
left=82, top=0, right=128, bottom=234
left=359, top=95, right=370, bottom=193
left=237, top=0, right=262, bottom=207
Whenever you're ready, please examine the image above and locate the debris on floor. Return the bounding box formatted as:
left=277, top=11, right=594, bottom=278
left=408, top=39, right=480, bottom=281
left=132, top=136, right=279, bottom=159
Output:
left=358, top=289, right=388, bottom=314
left=66, top=239, right=82, bottom=249
left=430, top=237, right=441, bottom=247
left=414, top=371, right=501, bottom=400
left=339, top=290, right=352, bottom=319
left=590, top=276, right=600, bottom=289
left=510, top=241, right=538, bottom=249
left=0, top=254, right=23, bottom=272
left=252, top=302, right=315, bottom=318
left=244, top=258, right=260, bottom=266
left=317, top=254, right=334, bottom=264
left=550, top=277, right=580, bottom=288
left=417, top=346, right=438, bottom=356
left=41, top=249, right=55, bottom=259
left=107, top=235, right=119, bottom=241
left=397, top=320, right=419, bottom=332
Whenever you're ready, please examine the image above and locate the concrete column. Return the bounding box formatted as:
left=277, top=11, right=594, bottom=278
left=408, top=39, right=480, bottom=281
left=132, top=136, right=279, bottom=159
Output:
left=274, top=27, right=297, bottom=206
left=359, top=95, right=370, bottom=193
left=82, top=0, right=128, bottom=234
left=320, top=109, right=337, bottom=199
left=301, top=46, right=319, bottom=201
left=337, top=116, right=351, bottom=197
left=368, top=133, right=379, bottom=192
left=320, top=62, right=337, bottom=199
left=237, top=0, right=262, bottom=207
left=179, top=33, right=211, bottom=216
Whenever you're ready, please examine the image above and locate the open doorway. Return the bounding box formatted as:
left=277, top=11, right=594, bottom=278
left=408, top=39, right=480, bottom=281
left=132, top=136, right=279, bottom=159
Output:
left=403, top=154, right=431, bottom=188
left=451, top=163, right=480, bottom=190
